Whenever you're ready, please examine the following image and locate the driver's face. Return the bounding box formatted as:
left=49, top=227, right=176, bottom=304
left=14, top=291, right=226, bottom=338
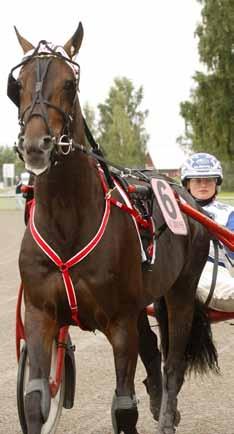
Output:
left=188, top=177, right=217, bottom=200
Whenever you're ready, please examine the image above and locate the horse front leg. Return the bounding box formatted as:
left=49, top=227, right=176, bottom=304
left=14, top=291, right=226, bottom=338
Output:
left=24, top=302, right=58, bottom=434
left=157, top=290, right=194, bottom=434
left=108, top=315, right=139, bottom=434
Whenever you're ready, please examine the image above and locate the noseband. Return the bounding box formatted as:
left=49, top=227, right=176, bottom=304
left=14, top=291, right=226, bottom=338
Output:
left=7, top=41, right=80, bottom=160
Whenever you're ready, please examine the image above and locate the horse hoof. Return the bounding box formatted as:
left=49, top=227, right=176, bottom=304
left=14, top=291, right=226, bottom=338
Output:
left=143, top=376, right=162, bottom=422
left=143, top=371, right=180, bottom=427
left=151, top=408, right=180, bottom=426
left=150, top=404, right=160, bottom=422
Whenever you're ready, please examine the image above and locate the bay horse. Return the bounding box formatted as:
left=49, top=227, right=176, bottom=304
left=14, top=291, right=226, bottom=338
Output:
left=9, top=23, right=218, bottom=434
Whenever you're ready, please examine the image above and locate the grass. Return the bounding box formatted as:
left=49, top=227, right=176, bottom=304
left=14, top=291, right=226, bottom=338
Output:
left=218, top=191, right=234, bottom=205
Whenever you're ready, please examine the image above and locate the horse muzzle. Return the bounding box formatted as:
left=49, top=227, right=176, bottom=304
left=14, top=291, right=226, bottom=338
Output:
left=18, top=135, right=54, bottom=176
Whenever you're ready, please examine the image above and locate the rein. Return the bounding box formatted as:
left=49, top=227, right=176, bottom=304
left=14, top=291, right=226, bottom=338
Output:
left=11, top=38, right=234, bottom=325
left=9, top=42, right=155, bottom=328
left=205, top=240, right=219, bottom=307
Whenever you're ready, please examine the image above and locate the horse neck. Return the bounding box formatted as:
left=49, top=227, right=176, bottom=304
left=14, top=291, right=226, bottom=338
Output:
left=34, top=104, right=105, bottom=245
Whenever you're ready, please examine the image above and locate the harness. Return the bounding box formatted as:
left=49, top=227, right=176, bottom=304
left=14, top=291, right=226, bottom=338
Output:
left=11, top=39, right=234, bottom=325
left=8, top=43, right=159, bottom=328
left=28, top=166, right=156, bottom=327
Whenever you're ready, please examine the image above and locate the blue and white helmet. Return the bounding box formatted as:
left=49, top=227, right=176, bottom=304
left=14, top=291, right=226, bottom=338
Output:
left=181, top=152, right=223, bottom=186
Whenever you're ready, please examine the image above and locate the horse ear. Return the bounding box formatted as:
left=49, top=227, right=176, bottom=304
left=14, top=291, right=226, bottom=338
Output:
left=14, top=26, right=35, bottom=54
left=63, top=22, right=84, bottom=58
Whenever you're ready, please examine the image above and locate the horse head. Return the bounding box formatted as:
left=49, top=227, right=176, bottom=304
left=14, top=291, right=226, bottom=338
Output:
left=9, top=23, right=84, bottom=175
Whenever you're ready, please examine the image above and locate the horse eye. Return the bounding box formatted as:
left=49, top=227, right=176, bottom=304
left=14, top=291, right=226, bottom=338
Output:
left=64, top=80, right=76, bottom=93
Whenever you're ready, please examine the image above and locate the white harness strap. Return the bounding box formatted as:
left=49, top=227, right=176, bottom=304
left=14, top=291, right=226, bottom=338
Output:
left=114, top=181, right=157, bottom=263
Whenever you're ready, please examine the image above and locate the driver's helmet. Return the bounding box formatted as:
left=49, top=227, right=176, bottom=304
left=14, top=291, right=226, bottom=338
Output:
left=181, top=152, right=223, bottom=186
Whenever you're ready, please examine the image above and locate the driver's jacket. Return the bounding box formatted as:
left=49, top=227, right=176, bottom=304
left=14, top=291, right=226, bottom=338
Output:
left=203, top=199, right=234, bottom=276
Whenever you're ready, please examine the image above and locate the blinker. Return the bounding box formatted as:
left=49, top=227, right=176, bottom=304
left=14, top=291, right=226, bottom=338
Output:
left=7, top=72, right=20, bottom=107
left=7, top=40, right=81, bottom=109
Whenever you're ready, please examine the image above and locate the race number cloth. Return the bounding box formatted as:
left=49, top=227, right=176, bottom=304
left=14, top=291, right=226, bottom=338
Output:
left=151, top=178, right=187, bottom=235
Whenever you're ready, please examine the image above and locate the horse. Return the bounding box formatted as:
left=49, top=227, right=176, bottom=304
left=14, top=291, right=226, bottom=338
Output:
left=9, top=23, right=218, bottom=434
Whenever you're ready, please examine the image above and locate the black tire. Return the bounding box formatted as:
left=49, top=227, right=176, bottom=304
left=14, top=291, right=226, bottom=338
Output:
left=63, top=334, right=76, bottom=409
left=17, top=343, right=28, bottom=433
left=17, top=341, right=65, bottom=434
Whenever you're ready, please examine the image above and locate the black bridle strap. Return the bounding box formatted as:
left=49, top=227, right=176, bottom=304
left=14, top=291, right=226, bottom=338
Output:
left=74, top=140, right=155, bottom=185
left=205, top=239, right=219, bottom=307
left=82, top=117, right=115, bottom=189
left=83, top=116, right=98, bottom=150
left=22, top=57, right=53, bottom=135
left=9, top=41, right=80, bottom=135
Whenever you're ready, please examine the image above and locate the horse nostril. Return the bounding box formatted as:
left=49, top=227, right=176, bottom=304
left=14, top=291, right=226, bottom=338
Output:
left=42, top=135, right=52, bottom=151
left=18, top=136, right=25, bottom=151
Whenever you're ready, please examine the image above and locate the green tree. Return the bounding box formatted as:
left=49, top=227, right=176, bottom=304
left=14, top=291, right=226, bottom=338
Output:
left=179, top=0, right=234, bottom=161
left=97, top=77, right=149, bottom=167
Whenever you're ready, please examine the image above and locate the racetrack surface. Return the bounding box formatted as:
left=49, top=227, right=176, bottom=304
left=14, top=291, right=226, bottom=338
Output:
left=0, top=210, right=234, bottom=434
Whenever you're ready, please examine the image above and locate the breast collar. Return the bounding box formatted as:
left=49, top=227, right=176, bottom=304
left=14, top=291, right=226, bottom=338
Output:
left=28, top=166, right=153, bottom=327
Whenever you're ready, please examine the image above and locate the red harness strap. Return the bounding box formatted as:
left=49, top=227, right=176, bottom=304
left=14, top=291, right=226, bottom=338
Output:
left=28, top=167, right=152, bottom=326
left=109, top=197, right=150, bottom=229
left=29, top=192, right=111, bottom=326
left=99, top=173, right=155, bottom=262
left=99, top=173, right=150, bottom=230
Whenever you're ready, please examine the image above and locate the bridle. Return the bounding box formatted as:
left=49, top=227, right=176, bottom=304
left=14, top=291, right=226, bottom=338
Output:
left=7, top=40, right=81, bottom=160
left=8, top=40, right=116, bottom=188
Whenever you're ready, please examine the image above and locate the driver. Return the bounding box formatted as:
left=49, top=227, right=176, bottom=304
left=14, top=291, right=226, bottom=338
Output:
left=181, top=152, right=234, bottom=311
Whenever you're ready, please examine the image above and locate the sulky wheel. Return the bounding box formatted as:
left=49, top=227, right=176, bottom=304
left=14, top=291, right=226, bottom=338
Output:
left=17, top=341, right=66, bottom=434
